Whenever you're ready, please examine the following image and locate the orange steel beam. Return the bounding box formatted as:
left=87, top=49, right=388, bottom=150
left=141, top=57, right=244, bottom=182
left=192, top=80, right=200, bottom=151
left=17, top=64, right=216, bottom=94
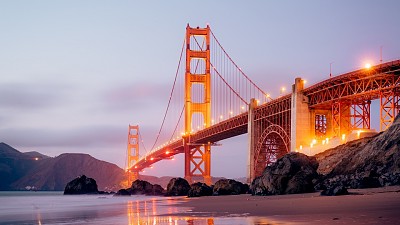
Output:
left=184, top=24, right=211, bottom=184
left=304, top=60, right=400, bottom=108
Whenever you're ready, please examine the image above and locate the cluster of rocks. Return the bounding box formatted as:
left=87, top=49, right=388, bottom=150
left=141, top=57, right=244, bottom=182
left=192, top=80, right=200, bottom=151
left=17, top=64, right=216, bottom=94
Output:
left=114, top=177, right=249, bottom=197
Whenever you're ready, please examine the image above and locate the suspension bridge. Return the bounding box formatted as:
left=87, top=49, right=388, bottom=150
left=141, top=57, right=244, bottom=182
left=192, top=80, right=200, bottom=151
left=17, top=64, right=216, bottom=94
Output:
left=126, top=24, right=400, bottom=185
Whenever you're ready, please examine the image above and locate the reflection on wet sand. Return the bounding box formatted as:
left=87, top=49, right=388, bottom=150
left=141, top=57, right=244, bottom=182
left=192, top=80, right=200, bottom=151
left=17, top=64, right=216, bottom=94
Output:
left=126, top=197, right=214, bottom=225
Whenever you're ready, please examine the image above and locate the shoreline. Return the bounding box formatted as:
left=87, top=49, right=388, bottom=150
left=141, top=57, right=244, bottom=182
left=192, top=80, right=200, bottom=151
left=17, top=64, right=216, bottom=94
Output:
left=170, top=185, right=400, bottom=224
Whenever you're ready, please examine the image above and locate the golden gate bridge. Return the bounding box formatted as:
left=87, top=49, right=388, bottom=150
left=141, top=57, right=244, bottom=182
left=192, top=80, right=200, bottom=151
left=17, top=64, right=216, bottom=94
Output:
left=126, top=24, right=400, bottom=185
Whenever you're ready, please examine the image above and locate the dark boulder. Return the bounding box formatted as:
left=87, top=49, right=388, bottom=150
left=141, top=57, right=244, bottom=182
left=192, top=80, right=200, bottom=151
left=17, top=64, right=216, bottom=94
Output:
left=129, top=180, right=154, bottom=195
left=151, top=184, right=166, bottom=196
left=187, top=182, right=213, bottom=197
left=321, top=184, right=348, bottom=196
left=251, top=152, right=319, bottom=195
left=114, top=189, right=131, bottom=196
left=166, top=177, right=190, bottom=196
left=213, top=179, right=247, bottom=195
left=64, top=175, right=98, bottom=195
left=115, top=180, right=165, bottom=196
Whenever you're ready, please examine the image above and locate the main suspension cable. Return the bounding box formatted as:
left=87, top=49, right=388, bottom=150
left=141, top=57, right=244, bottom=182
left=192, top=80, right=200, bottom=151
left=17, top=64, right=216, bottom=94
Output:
left=149, top=37, right=186, bottom=151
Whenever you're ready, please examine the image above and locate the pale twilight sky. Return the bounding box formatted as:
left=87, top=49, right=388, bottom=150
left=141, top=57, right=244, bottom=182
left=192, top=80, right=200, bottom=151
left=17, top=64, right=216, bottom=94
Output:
left=1, top=1, right=399, bottom=178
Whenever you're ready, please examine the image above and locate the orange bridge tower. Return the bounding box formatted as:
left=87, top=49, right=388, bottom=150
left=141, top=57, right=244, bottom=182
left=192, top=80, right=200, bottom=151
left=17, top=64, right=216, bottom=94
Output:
left=126, top=125, right=139, bottom=186
left=184, top=24, right=212, bottom=185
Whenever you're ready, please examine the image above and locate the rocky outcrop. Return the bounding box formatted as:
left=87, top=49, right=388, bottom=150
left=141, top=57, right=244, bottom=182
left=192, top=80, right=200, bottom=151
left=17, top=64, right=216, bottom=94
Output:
left=251, top=153, right=319, bottom=195
left=115, top=188, right=131, bottom=196
left=151, top=184, right=166, bottom=196
left=166, top=177, right=190, bottom=196
left=321, top=184, right=348, bottom=196
left=213, top=179, right=248, bottom=195
left=128, top=180, right=154, bottom=195
left=115, top=180, right=165, bottom=196
left=187, top=182, right=213, bottom=197
left=316, top=114, right=400, bottom=190
left=64, top=175, right=98, bottom=194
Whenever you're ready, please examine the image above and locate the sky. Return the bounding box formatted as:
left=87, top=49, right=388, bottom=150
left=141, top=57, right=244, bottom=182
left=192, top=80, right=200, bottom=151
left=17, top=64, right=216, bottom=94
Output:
left=1, top=0, right=400, bottom=179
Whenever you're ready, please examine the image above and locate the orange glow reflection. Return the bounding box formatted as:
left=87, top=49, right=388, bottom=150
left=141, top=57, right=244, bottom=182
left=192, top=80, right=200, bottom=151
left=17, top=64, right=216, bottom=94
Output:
left=126, top=197, right=215, bottom=225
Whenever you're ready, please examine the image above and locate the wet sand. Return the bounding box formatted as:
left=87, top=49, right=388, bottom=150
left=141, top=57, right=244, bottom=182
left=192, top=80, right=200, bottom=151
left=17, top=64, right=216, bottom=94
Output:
left=175, top=186, right=400, bottom=224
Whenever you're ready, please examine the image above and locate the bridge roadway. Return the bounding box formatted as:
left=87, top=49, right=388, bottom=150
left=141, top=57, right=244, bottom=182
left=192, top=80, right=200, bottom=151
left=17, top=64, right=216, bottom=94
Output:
left=131, top=59, right=400, bottom=173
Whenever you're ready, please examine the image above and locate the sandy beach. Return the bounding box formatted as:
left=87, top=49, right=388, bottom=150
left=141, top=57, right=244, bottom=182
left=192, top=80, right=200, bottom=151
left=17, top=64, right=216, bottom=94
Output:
left=174, top=186, right=400, bottom=224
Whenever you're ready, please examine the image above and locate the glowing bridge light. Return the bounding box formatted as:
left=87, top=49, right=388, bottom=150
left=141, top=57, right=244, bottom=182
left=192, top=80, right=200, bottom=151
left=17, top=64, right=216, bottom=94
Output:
left=166, top=150, right=170, bottom=154
left=241, top=106, right=245, bottom=110
left=150, top=157, right=154, bottom=161
left=365, top=63, right=372, bottom=69
left=312, top=139, right=317, bottom=145
left=341, top=134, right=346, bottom=141
left=220, top=115, right=223, bottom=119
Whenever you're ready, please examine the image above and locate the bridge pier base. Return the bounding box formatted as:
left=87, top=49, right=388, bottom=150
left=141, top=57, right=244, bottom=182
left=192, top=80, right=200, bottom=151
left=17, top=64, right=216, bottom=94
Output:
left=184, top=137, right=212, bottom=185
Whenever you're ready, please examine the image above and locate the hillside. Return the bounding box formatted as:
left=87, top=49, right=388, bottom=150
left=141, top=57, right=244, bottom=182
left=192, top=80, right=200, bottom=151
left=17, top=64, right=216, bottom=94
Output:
left=316, top=114, right=400, bottom=187
left=11, top=153, right=126, bottom=191
left=0, top=143, right=41, bottom=190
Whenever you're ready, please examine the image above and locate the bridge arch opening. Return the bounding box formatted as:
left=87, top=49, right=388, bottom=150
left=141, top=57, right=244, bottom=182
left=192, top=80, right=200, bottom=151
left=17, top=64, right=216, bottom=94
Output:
left=254, top=124, right=290, bottom=177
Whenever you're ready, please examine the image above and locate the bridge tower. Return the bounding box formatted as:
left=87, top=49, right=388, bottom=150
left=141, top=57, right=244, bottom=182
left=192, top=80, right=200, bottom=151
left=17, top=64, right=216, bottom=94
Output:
left=184, top=24, right=212, bottom=185
left=127, top=125, right=139, bottom=186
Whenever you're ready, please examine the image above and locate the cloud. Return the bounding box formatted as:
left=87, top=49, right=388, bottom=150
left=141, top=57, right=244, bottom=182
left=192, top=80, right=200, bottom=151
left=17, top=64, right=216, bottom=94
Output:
left=0, top=81, right=70, bottom=110
left=99, top=82, right=173, bottom=111
left=0, top=125, right=126, bottom=148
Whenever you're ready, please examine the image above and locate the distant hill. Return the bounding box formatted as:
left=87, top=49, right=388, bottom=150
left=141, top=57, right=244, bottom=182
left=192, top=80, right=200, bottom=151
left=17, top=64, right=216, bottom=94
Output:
left=0, top=143, right=41, bottom=190
left=0, top=143, right=229, bottom=191
left=11, top=153, right=126, bottom=191
left=0, top=143, right=127, bottom=191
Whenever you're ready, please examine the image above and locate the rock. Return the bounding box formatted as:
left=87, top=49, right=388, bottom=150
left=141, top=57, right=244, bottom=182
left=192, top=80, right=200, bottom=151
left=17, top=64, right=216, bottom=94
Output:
left=213, top=179, right=247, bottom=195
left=187, top=182, right=213, bottom=197
left=127, top=180, right=165, bottom=195
left=114, top=189, right=131, bottom=196
left=321, top=184, right=348, bottom=196
left=166, top=177, right=190, bottom=196
left=251, top=153, right=319, bottom=195
left=151, top=184, right=166, bottom=196
left=316, top=114, right=400, bottom=189
left=64, top=175, right=98, bottom=195
left=129, top=180, right=154, bottom=195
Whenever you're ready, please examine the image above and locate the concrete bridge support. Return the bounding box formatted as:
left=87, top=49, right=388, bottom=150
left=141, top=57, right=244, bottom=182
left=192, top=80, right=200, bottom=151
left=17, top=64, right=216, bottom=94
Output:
left=247, top=98, right=257, bottom=183
left=290, top=77, right=312, bottom=153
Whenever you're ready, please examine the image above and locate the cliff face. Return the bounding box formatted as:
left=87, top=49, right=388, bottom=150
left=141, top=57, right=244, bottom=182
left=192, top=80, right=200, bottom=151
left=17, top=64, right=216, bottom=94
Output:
left=316, top=114, right=400, bottom=183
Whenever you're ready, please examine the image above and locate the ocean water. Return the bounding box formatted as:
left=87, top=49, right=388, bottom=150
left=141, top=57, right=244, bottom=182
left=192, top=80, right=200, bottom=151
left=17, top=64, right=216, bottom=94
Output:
left=0, top=192, right=275, bottom=225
